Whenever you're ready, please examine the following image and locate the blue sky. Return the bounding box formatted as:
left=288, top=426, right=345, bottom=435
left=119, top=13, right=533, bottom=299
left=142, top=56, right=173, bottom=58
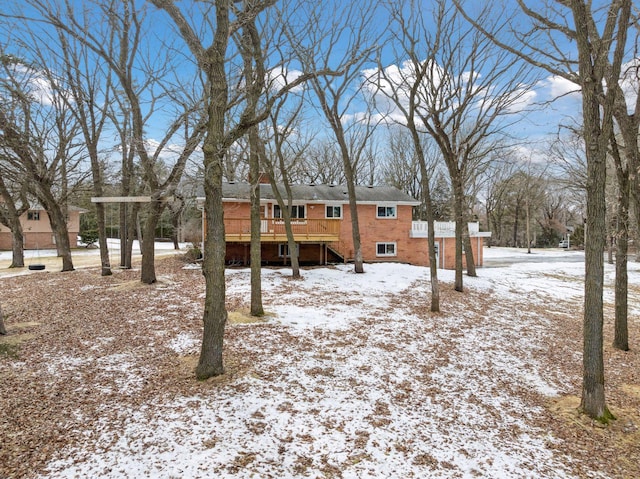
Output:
left=2, top=0, right=637, bottom=174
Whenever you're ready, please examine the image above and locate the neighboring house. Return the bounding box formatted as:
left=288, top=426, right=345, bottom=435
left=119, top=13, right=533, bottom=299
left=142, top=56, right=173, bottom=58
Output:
left=198, top=181, right=491, bottom=270
left=0, top=205, right=85, bottom=250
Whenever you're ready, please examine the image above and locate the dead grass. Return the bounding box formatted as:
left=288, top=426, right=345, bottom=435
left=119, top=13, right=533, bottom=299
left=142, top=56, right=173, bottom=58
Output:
left=228, top=308, right=271, bottom=324
left=0, top=256, right=638, bottom=479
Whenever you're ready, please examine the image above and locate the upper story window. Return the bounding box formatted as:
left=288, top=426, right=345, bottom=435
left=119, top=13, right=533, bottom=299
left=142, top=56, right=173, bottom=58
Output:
left=273, top=204, right=305, bottom=219
left=326, top=205, right=342, bottom=219
left=27, top=211, right=40, bottom=221
left=376, top=205, right=397, bottom=219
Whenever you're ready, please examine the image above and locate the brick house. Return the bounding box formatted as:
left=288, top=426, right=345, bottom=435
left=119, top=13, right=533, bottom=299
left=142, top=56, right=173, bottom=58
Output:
left=0, top=205, right=84, bottom=250
left=199, top=181, right=490, bottom=269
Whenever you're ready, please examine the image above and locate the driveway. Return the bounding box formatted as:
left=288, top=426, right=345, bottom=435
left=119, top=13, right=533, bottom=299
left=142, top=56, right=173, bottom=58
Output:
left=483, top=247, right=586, bottom=267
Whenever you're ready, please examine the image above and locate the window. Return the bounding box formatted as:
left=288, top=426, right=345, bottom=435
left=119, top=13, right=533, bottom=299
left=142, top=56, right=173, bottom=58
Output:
left=278, top=243, right=298, bottom=257
left=27, top=211, right=40, bottom=221
left=274, top=204, right=305, bottom=219
left=376, top=205, right=397, bottom=218
left=326, top=205, right=342, bottom=218
left=376, top=242, right=396, bottom=257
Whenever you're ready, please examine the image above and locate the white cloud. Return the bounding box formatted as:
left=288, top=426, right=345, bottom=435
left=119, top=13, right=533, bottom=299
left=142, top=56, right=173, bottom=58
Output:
left=362, top=59, right=535, bottom=124
left=504, top=85, right=538, bottom=113
left=266, top=67, right=304, bottom=93
left=9, top=64, right=72, bottom=107
left=620, top=58, right=639, bottom=114
left=542, top=75, right=581, bottom=100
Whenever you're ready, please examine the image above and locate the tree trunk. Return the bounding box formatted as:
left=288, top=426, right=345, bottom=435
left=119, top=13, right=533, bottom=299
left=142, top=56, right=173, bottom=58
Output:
left=54, top=226, right=74, bottom=272
left=136, top=211, right=144, bottom=256
left=266, top=172, right=302, bottom=280
left=171, top=209, right=181, bottom=250
left=578, top=45, right=610, bottom=424
left=95, top=202, right=112, bottom=276
left=41, top=194, right=74, bottom=272
left=198, top=149, right=227, bottom=379
left=94, top=202, right=112, bottom=276
left=612, top=139, right=630, bottom=351
left=512, top=202, right=520, bottom=247
left=526, top=197, right=532, bottom=254
left=614, top=194, right=629, bottom=351
left=249, top=128, right=265, bottom=316
left=608, top=234, right=614, bottom=264
left=120, top=202, right=128, bottom=267
left=10, top=220, right=25, bottom=269
left=282, top=204, right=301, bottom=278
left=571, top=0, right=632, bottom=424
left=418, top=156, right=440, bottom=312
left=611, top=79, right=638, bottom=349
left=0, top=177, right=27, bottom=268
left=123, top=204, right=138, bottom=269
left=195, top=0, right=231, bottom=380
left=632, top=187, right=640, bottom=262
left=0, top=304, right=6, bottom=335
left=464, top=231, right=477, bottom=277
left=312, top=82, right=364, bottom=274
left=581, top=130, right=609, bottom=421
left=120, top=143, right=136, bottom=268
left=141, top=201, right=164, bottom=284
left=288, top=236, right=300, bottom=278
left=452, top=178, right=465, bottom=291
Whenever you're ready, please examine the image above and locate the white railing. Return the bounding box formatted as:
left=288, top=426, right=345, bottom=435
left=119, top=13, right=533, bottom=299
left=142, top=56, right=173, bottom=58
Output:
left=411, top=221, right=480, bottom=238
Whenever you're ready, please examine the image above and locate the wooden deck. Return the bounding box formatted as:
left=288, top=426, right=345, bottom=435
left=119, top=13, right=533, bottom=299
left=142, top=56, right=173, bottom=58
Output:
left=224, top=218, right=341, bottom=242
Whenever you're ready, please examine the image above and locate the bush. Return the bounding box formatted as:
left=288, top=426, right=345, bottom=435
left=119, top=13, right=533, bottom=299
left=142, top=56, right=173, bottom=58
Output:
left=80, top=229, right=99, bottom=247
left=183, top=244, right=203, bottom=262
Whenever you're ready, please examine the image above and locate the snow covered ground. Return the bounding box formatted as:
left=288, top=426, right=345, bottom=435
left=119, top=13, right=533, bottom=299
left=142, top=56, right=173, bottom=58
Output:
left=0, top=239, right=186, bottom=262
left=8, top=246, right=636, bottom=478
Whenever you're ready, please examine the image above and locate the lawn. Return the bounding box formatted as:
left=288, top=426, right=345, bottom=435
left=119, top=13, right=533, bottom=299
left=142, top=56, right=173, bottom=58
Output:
left=0, top=248, right=638, bottom=478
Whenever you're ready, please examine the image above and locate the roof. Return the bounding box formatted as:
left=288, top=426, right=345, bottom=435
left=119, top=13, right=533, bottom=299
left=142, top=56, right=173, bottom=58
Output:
left=198, top=182, right=420, bottom=205
left=23, top=204, right=88, bottom=213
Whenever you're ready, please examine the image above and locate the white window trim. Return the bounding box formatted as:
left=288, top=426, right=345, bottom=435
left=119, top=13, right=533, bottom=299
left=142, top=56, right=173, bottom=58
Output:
left=278, top=243, right=298, bottom=257
left=376, top=242, right=397, bottom=257
left=325, top=204, right=343, bottom=219
left=376, top=204, right=397, bottom=219
left=273, top=203, right=306, bottom=219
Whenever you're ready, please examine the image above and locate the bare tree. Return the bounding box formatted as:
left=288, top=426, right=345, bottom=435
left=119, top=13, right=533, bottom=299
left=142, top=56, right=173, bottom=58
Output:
left=0, top=171, right=29, bottom=268
left=297, top=139, right=345, bottom=185
left=238, top=14, right=266, bottom=316
left=51, top=20, right=114, bottom=275
left=149, top=0, right=278, bottom=378
left=152, top=0, right=347, bottom=378
left=286, top=1, right=381, bottom=274
left=262, top=94, right=313, bottom=279
left=0, top=54, right=87, bottom=272
left=609, top=132, right=629, bottom=351
left=373, top=0, right=536, bottom=291
left=482, top=160, right=516, bottom=247
left=455, top=0, right=633, bottom=422
left=29, top=0, right=208, bottom=283
left=607, top=51, right=640, bottom=351
left=106, top=89, right=139, bottom=269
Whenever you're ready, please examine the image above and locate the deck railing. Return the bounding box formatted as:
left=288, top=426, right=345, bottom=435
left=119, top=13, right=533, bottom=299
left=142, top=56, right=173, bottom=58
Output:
left=224, top=218, right=341, bottom=241
left=410, top=221, right=481, bottom=238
